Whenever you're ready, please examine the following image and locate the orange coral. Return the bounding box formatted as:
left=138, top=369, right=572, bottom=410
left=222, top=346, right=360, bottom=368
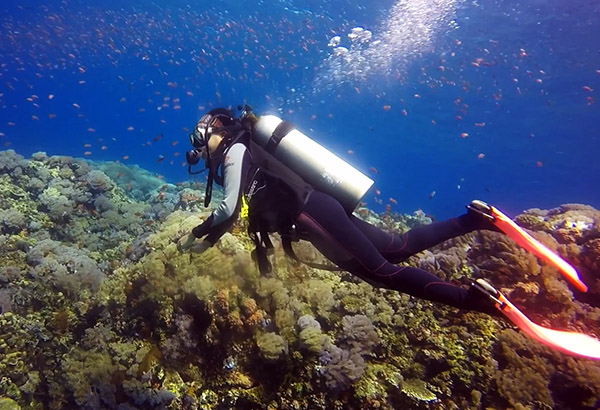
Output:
left=241, top=297, right=258, bottom=318
left=214, top=288, right=230, bottom=313
left=245, top=309, right=265, bottom=328
left=226, top=310, right=244, bottom=329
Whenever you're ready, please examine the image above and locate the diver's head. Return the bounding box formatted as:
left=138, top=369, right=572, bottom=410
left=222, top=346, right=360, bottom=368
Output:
left=186, top=108, right=235, bottom=174
left=189, top=108, right=235, bottom=150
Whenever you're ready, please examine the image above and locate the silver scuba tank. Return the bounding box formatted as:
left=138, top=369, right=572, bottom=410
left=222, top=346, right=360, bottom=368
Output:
left=252, top=115, right=374, bottom=213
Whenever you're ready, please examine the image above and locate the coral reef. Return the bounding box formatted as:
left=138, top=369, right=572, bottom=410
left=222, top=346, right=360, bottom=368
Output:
left=1, top=149, right=600, bottom=409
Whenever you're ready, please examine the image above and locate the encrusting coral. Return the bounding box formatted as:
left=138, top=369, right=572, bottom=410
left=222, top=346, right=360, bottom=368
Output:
left=1, top=149, right=600, bottom=409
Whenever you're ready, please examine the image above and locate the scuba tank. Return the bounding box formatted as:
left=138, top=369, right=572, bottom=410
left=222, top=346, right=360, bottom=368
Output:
left=251, top=114, right=374, bottom=213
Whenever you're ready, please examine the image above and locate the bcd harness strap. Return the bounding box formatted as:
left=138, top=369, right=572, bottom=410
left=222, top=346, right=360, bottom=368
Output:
left=264, top=121, right=295, bottom=155
left=249, top=223, right=343, bottom=274
left=249, top=229, right=274, bottom=274
left=280, top=230, right=344, bottom=272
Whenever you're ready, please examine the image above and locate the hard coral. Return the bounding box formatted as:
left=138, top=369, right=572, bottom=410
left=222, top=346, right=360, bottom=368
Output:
left=26, top=239, right=104, bottom=299
left=256, top=332, right=288, bottom=361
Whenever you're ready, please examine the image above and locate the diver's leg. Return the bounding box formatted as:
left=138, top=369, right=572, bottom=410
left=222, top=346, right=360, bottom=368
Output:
left=296, top=192, right=499, bottom=316
left=350, top=211, right=498, bottom=263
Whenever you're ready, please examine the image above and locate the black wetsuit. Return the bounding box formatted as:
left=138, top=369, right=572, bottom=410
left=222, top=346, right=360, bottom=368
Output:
left=192, top=137, right=498, bottom=316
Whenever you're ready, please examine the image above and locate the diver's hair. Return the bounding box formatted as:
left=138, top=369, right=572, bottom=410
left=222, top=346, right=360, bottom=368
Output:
left=210, top=118, right=231, bottom=137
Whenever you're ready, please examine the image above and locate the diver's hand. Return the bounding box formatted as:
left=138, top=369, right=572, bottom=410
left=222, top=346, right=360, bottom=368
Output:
left=177, top=233, right=196, bottom=252
left=190, top=240, right=211, bottom=254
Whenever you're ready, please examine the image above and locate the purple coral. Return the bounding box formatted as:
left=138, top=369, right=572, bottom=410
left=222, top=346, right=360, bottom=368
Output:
left=319, top=341, right=367, bottom=390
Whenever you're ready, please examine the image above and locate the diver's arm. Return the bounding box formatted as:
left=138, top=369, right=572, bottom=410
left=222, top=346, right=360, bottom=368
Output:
left=191, top=143, right=250, bottom=244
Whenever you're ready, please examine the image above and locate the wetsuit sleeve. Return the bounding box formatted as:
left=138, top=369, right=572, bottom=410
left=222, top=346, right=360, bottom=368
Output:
left=191, top=143, right=251, bottom=243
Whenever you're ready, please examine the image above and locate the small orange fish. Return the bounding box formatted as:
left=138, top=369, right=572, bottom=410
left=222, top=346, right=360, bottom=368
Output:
left=84, top=143, right=91, bottom=148
left=536, top=161, right=543, bottom=167
left=383, top=105, right=391, bottom=111
left=72, top=103, right=80, bottom=109
left=475, top=122, right=486, bottom=127
left=460, top=132, right=469, bottom=138
left=127, top=126, right=134, bottom=131
left=429, top=190, right=436, bottom=200
left=101, top=145, right=107, bottom=150
left=389, top=197, right=397, bottom=205
left=583, top=85, right=593, bottom=92
left=477, top=153, right=486, bottom=159
left=84, top=151, right=92, bottom=156
left=369, top=167, right=378, bottom=174
left=87, top=128, right=95, bottom=133
left=122, top=155, right=129, bottom=160
left=347, top=150, right=354, bottom=155
left=171, top=140, right=178, bottom=146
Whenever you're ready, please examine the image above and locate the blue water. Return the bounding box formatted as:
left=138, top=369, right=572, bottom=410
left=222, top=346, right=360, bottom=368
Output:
left=1, top=0, right=598, bottom=219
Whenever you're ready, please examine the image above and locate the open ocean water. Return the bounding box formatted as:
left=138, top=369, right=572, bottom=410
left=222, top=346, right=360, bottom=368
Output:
left=1, top=0, right=598, bottom=219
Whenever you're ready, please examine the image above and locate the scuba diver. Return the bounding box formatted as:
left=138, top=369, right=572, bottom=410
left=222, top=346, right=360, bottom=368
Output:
left=177, top=106, right=600, bottom=360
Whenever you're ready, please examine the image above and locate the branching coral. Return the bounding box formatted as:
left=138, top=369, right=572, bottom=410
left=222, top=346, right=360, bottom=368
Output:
left=494, top=329, right=556, bottom=408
